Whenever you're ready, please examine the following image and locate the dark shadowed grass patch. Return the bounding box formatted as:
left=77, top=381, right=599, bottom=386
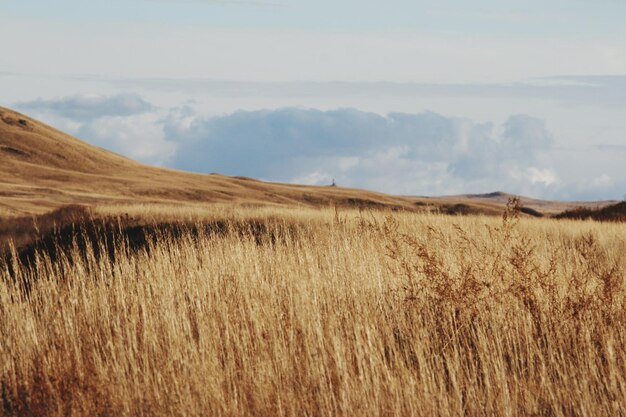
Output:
left=1, top=210, right=304, bottom=294
left=443, top=203, right=473, bottom=216
left=555, top=202, right=626, bottom=222
left=0, top=205, right=93, bottom=251
left=519, top=206, right=544, bottom=218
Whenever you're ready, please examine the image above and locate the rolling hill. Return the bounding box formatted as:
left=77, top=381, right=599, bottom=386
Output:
left=0, top=106, right=423, bottom=217
left=0, top=106, right=615, bottom=218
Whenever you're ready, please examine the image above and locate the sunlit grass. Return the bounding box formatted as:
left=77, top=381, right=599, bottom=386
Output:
left=1, top=204, right=625, bottom=416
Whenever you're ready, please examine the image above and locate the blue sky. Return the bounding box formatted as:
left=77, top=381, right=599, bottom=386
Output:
left=1, top=0, right=625, bottom=200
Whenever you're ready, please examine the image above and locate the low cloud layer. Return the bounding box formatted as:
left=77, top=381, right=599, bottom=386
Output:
left=14, top=94, right=624, bottom=200
left=596, top=144, right=626, bottom=153
left=164, top=108, right=555, bottom=196
left=17, top=94, right=153, bottom=122
left=16, top=95, right=173, bottom=165
left=86, top=75, right=626, bottom=108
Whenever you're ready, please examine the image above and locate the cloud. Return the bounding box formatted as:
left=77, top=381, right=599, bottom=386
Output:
left=526, top=167, right=559, bottom=186
left=16, top=94, right=154, bottom=122
left=165, top=107, right=556, bottom=195
left=14, top=92, right=622, bottom=200
left=596, top=143, right=626, bottom=153
left=81, top=75, right=626, bottom=109
left=76, top=114, right=177, bottom=165
left=566, top=173, right=624, bottom=201
left=14, top=94, right=173, bottom=165
left=592, top=174, right=613, bottom=187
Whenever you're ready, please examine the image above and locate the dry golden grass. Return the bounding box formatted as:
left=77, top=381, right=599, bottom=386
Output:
left=2, top=202, right=625, bottom=416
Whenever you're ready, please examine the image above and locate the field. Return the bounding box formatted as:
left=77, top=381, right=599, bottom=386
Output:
left=2, top=202, right=625, bottom=416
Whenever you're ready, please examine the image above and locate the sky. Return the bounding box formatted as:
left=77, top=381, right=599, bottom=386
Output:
left=1, top=0, right=625, bottom=200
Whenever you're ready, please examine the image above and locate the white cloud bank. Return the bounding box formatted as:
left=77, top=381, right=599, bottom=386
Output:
left=17, top=94, right=153, bottom=121
left=15, top=94, right=624, bottom=200
left=163, top=108, right=555, bottom=196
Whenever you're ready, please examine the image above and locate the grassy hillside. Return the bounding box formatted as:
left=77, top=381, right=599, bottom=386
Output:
left=2, top=204, right=625, bottom=416
left=2, top=106, right=614, bottom=219
left=0, top=107, right=425, bottom=217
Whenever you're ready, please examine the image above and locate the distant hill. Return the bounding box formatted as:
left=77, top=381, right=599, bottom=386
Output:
left=436, top=191, right=617, bottom=216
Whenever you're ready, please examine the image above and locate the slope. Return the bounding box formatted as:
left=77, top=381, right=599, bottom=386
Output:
left=3, top=106, right=611, bottom=219
left=1, top=107, right=425, bottom=217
